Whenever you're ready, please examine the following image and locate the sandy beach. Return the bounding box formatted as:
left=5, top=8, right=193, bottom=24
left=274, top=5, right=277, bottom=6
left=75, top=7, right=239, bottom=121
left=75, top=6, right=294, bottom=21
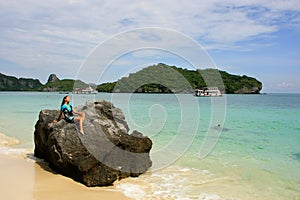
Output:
left=0, top=153, right=131, bottom=200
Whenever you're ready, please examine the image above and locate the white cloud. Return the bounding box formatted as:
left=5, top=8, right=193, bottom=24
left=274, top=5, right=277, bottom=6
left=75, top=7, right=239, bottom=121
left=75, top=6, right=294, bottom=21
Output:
left=75, top=28, right=216, bottom=84
left=277, top=82, right=293, bottom=88
left=0, top=0, right=299, bottom=82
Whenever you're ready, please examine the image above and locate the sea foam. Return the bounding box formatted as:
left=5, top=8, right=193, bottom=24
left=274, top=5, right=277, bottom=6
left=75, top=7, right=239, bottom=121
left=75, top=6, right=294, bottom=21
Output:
left=0, top=132, right=19, bottom=147
left=116, top=165, right=221, bottom=200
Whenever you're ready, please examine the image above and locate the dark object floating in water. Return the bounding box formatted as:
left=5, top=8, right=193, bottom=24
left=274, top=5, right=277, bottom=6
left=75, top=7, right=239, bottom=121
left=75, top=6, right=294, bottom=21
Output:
left=293, top=153, right=300, bottom=161
left=212, top=124, right=229, bottom=132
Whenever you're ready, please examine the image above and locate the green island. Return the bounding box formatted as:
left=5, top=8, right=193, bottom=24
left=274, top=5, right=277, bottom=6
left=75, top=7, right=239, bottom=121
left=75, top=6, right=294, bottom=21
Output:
left=97, top=63, right=262, bottom=94
left=0, top=73, right=88, bottom=92
left=0, top=73, right=43, bottom=91
left=0, top=63, right=262, bottom=94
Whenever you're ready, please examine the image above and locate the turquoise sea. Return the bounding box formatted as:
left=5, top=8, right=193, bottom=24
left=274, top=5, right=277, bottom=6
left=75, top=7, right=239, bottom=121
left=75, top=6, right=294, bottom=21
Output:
left=0, top=92, right=299, bottom=199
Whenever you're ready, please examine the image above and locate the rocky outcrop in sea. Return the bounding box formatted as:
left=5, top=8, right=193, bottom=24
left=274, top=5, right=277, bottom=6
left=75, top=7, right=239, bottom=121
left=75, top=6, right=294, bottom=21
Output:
left=34, top=100, right=152, bottom=186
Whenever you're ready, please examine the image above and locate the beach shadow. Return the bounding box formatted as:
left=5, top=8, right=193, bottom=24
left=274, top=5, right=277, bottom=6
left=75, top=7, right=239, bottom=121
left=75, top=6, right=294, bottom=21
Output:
left=26, top=153, right=58, bottom=175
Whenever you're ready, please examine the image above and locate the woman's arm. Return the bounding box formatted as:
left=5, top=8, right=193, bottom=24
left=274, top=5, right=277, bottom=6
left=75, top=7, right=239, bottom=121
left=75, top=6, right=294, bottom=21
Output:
left=54, top=111, right=63, bottom=123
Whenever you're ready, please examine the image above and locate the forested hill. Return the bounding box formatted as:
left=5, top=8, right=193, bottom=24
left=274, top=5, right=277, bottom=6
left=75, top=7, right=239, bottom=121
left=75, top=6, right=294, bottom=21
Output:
left=0, top=73, right=88, bottom=92
left=97, top=63, right=262, bottom=94
left=0, top=73, right=43, bottom=91
left=0, top=63, right=262, bottom=93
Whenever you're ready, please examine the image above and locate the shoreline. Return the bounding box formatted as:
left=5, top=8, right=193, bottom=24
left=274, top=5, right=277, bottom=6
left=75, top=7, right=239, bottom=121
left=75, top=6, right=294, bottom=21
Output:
left=0, top=153, right=131, bottom=200
left=1, top=93, right=300, bottom=199
left=0, top=132, right=20, bottom=146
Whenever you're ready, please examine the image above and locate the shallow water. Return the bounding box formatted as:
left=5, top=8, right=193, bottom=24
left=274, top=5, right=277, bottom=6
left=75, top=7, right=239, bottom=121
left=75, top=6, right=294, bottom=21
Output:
left=0, top=92, right=299, bottom=199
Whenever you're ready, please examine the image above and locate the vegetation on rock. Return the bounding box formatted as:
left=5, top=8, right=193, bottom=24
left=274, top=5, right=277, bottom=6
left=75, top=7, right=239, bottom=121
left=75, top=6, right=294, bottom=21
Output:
left=42, top=79, right=88, bottom=92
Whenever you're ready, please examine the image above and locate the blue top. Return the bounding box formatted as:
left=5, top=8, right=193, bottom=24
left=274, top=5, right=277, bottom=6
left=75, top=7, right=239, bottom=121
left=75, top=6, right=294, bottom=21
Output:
left=61, top=103, right=73, bottom=113
left=61, top=103, right=74, bottom=122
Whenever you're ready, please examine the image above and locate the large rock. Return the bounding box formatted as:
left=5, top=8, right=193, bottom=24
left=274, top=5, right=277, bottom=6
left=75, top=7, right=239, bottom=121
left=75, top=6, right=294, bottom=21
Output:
left=47, top=74, right=60, bottom=83
left=34, top=100, right=152, bottom=187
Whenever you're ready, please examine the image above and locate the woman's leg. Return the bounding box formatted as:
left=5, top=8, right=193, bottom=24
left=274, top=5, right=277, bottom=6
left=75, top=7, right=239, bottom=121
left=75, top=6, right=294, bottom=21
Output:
left=75, top=112, right=85, bottom=134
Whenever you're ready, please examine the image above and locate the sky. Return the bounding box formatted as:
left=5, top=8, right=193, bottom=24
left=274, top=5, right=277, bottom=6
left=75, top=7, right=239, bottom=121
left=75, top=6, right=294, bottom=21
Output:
left=0, top=0, right=300, bottom=93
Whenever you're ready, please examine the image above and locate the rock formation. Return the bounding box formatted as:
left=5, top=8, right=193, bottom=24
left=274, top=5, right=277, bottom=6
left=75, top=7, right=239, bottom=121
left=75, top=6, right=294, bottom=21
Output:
left=34, top=100, right=152, bottom=187
left=47, top=74, right=60, bottom=83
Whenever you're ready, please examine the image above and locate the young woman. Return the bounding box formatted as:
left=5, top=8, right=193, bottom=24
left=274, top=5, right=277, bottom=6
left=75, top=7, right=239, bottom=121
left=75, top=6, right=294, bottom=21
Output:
left=54, top=95, right=85, bottom=134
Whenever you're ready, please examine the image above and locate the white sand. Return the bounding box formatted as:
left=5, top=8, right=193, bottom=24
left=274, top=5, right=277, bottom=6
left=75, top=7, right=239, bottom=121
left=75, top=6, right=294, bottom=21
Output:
left=0, top=154, right=131, bottom=200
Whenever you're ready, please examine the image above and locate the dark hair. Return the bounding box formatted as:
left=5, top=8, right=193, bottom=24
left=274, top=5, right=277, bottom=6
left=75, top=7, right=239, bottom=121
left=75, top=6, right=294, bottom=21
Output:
left=61, top=95, right=69, bottom=107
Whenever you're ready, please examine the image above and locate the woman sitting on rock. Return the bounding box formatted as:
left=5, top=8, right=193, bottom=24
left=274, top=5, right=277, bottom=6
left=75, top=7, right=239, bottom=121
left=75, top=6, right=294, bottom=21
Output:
left=54, top=95, right=85, bottom=135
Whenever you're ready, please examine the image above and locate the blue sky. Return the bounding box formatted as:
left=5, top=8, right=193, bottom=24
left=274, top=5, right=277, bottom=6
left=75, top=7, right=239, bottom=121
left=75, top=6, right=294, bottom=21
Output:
left=0, top=0, right=299, bottom=93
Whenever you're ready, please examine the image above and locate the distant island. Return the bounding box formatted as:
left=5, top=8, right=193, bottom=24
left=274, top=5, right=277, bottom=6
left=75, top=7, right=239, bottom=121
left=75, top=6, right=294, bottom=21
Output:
left=97, top=63, right=262, bottom=94
left=0, top=63, right=262, bottom=94
left=0, top=73, right=43, bottom=91
left=0, top=73, right=90, bottom=92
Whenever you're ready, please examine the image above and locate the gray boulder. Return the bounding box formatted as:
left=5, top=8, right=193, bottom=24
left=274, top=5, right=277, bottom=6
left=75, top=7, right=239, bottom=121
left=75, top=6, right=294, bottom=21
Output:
left=34, top=100, right=152, bottom=186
